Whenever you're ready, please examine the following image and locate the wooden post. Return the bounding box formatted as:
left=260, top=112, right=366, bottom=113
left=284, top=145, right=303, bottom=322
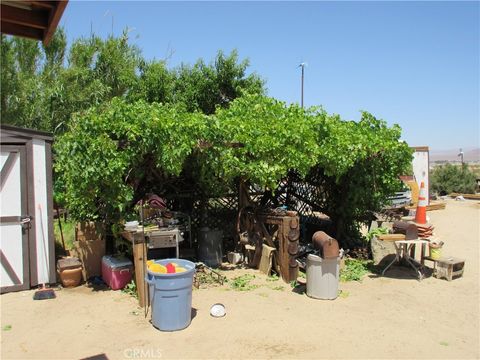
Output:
left=133, top=241, right=147, bottom=308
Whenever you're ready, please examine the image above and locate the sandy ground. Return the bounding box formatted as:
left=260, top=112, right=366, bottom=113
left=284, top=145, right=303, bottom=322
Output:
left=1, top=199, right=479, bottom=360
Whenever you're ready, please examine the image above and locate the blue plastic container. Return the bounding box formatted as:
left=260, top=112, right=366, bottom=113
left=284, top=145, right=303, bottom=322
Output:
left=145, top=258, right=195, bottom=331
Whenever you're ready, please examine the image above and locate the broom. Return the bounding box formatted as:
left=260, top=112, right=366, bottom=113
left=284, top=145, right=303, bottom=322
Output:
left=33, top=284, right=56, bottom=300
left=33, top=204, right=56, bottom=300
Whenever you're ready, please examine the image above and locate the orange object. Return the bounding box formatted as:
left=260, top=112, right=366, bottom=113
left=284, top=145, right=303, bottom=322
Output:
left=166, top=263, right=176, bottom=273
left=415, top=181, right=428, bottom=224
left=149, top=263, right=167, bottom=274
left=59, top=267, right=83, bottom=287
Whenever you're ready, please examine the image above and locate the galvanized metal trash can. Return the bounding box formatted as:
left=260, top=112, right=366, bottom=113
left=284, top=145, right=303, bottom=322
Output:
left=197, top=227, right=223, bottom=267
left=306, top=254, right=340, bottom=300
left=145, top=259, right=195, bottom=331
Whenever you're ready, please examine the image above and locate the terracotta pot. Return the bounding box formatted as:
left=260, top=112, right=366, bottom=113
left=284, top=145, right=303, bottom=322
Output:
left=59, top=267, right=82, bottom=287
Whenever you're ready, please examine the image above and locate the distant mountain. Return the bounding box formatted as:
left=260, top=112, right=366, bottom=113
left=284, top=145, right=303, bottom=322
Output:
left=429, top=147, right=480, bottom=162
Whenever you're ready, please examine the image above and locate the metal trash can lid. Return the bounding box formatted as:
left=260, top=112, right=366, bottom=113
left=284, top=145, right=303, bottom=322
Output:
left=102, top=255, right=132, bottom=269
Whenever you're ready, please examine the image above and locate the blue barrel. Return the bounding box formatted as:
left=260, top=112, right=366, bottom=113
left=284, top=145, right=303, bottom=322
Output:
left=145, top=259, right=195, bottom=331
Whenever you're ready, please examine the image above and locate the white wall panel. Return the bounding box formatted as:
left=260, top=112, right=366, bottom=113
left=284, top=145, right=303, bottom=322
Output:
left=0, top=152, right=24, bottom=286
left=32, top=139, right=50, bottom=284
left=412, top=149, right=429, bottom=204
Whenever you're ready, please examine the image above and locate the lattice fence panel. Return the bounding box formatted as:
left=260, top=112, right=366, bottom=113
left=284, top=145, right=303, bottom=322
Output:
left=162, top=167, right=333, bottom=246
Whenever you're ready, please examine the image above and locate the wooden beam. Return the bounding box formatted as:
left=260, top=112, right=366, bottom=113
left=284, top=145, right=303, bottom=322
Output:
left=42, top=0, right=68, bottom=45
left=0, top=21, right=44, bottom=41
left=28, top=1, right=56, bottom=9
left=1, top=4, right=49, bottom=29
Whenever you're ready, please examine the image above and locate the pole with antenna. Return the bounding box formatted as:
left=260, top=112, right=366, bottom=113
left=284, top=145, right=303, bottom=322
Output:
left=458, top=148, right=464, bottom=165
left=299, top=62, right=307, bottom=108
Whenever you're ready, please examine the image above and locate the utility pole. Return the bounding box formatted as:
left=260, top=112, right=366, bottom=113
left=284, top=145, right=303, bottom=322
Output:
left=299, top=62, right=306, bottom=108
left=458, top=148, right=464, bottom=165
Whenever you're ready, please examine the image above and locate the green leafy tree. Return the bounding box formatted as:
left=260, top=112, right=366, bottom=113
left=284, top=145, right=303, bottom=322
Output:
left=211, top=94, right=320, bottom=190
left=1, top=30, right=263, bottom=133
left=131, top=50, right=264, bottom=114
left=431, top=163, right=476, bottom=195
left=55, top=94, right=412, bottom=249
left=55, top=99, right=211, bottom=221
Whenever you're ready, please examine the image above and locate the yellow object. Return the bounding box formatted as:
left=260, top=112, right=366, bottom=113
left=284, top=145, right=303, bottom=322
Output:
left=175, top=267, right=186, bottom=273
left=148, top=263, right=167, bottom=274
left=146, top=260, right=154, bottom=266
left=430, top=247, right=442, bottom=260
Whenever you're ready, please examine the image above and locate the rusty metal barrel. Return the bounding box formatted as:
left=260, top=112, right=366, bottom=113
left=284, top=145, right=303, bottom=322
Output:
left=312, top=231, right=339, bottom=259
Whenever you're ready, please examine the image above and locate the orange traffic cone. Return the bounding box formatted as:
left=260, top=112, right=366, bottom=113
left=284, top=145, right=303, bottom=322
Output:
left=415, top=181, right=428, bottom=224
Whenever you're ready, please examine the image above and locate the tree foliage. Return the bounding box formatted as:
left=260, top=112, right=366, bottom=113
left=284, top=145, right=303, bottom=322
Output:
left=1, top=30, right=263, bottom=133
left=431, top=163, right=476, bottom=195
left=2, top=28, right=412, bottom=244
left=55, top=95, right=412, bottom=246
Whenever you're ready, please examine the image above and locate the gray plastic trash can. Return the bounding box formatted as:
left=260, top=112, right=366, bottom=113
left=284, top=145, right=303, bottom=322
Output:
left=145, top=259, right=195, bottom=331
left=306, top=254, right=340, bottom=300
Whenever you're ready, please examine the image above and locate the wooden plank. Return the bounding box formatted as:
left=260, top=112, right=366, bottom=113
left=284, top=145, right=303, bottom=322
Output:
left=377, top=234, right=406, bottom=241
left=43, top=0, right=68, bottom=45
left=258, top=244, right=275, bottom=275
left=426, top=201, right=446, bottom=211
left=133, top=242, right=146, bottom=308
left=28, top=1, right=56, bottom=9
left=1, top=4, right=48, bottom=29
left=0, top=21, right=43, bottom=41
left=450, top=193, right=480, bottom=200
left=406, top=201, right=447, bottom=211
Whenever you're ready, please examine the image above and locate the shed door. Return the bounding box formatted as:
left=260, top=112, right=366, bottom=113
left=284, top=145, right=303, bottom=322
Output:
left=0, top=146, right=30, bottom=293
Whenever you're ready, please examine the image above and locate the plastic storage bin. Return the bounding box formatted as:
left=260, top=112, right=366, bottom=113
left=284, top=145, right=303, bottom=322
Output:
left=146, top=258, right=195, bottom=331
left=101, top=255, right=133, bottom=290
left=306, top=254, right=340, bottom=300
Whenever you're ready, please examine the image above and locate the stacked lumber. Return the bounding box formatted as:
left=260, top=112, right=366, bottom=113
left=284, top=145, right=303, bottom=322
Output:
left=426, top=201, right=446, bottom=211
left=416, top=223, right=434, bottom=238
left=393, top=220, right=434, bottom=239
left=393, top=221, right=418, bottom=240
left=405, top=201, right=446, bottom=211
left=450, top=193, right=480, bottom=200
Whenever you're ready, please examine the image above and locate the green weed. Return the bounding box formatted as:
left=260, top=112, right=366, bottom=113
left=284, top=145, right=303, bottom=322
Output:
left=53, top=219, right=75, bottom=250
left=122, top=280, right=138, bottom=299
left=230, top=274, right=258, bottom=291
left=340, top=258, right=373, bottom=282
left=366, top=227, right=389, bottom=241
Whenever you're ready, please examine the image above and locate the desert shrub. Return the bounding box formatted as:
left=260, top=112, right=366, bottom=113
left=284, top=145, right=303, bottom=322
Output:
left=431, top=163, right=476, bottom=195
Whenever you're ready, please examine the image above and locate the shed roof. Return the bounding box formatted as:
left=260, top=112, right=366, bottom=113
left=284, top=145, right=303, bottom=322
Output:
left=1, top=124, right=53, bottom=142
left=1, top=1, right=68, bottom=45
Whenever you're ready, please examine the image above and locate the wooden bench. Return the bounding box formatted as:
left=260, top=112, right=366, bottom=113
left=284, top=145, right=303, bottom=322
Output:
left=423, top=256, right=465, bottom=281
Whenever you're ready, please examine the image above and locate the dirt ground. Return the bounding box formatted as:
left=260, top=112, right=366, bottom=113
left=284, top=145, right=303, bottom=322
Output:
left=1, top=199, right=479, bottom=360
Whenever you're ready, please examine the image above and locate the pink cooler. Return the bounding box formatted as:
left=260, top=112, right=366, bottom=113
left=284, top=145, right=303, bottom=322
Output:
left=101, top=255, right=133, bottom=290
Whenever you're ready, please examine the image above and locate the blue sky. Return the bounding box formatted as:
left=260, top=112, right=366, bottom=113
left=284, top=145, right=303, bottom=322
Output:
left=60, top=1, right=479, bottom=151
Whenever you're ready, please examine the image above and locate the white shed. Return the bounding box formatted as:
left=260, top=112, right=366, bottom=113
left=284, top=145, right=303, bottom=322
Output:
left=1, top=125, right=55, bottom=293
left=412, top=146, right=430, bottom=204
